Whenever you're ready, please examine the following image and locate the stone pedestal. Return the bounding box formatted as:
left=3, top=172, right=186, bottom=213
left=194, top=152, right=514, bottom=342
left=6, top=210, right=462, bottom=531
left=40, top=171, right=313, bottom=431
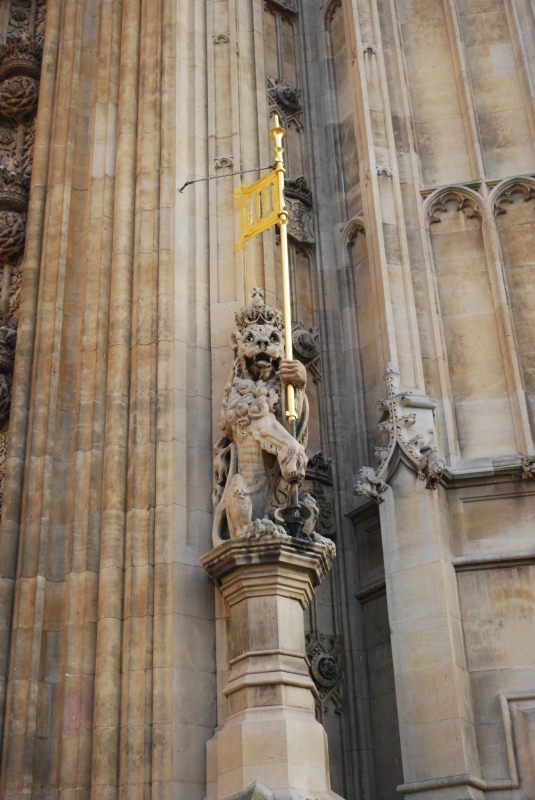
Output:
left=201, top=533, right=343, bottom=800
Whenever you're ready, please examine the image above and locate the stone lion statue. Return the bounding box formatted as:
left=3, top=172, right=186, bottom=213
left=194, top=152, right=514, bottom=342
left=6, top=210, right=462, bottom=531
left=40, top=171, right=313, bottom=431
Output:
left=212, top=288, right=317, bottom=545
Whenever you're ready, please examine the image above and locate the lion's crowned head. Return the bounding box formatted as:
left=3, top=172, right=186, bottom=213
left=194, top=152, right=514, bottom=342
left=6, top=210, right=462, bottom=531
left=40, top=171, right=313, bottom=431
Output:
left=231, top=288, right=285, bottom=383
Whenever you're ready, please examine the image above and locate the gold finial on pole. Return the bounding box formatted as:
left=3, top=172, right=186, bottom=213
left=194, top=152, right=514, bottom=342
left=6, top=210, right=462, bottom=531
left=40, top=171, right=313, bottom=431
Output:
left=269, top=114, right=297, bottom=425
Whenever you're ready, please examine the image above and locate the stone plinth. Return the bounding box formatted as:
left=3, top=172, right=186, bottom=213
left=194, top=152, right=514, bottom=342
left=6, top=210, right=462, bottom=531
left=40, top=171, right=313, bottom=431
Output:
left=201, top=533, right=343, bottom=800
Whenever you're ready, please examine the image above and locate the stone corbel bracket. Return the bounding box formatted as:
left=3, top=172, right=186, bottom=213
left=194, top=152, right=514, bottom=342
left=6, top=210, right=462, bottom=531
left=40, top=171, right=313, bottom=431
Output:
left=354, top=364, right=446, bottom=503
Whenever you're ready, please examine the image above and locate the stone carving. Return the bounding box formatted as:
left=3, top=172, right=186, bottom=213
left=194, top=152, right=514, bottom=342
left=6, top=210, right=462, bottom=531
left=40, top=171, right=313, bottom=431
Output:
left=0, top=326, right=17, bottom=373
left=521, top=456, right=535, bottom=480
left=0, top=151, right=31, bottom=212
left=0, top=75, right=39, bottom=119
left=291, top=320, right=321, bottom=381
left=8, top=0, right=47, bottom=43
left=0, top=32, right=43, bottom=81
left=303, top=453, right=335, bottom=537
left=4, top=255, right=22, bottom=328
left=268, top=76, right=302, bottom=130
left=284, top=176, right=315, bottom=244
left=354, top=466, right=388, bottom=503
left=214, top=155, right=233, bottom=169
left=0, top=375, right=13, bottom=430
left=0, top=211, right=26, bottom=259
left=354, top=365, right=445, bottom=502
left=213, top=289, right=329, bottom=545
left=306, top=632, right=344, bottom=720
left=306, top=451, right=332, bottom=483
left=377, top=165, right=393, bottom=178
left=285, top=175, right=312, bottom=206
left=0, top=429, right=7, bottom=514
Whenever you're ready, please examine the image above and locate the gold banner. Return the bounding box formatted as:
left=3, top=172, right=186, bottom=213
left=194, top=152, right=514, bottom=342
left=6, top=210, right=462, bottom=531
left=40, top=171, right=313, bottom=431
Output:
left=235, top=169, right=280, bottom=251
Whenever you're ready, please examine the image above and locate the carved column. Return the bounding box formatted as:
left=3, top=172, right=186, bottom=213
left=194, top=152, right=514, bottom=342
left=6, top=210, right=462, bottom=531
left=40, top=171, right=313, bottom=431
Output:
left=0, top=0, right=46, bottom=512
left=202, top=533, right=342, bottom=800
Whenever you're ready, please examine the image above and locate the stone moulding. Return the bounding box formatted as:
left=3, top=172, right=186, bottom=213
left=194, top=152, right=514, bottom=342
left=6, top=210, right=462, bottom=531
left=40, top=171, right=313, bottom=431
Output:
left=426, top=189, right=482, bottom=227
left=396, top=688, right=535, bottom=800
left=201, top=533, right=336, bottom=607
left=214, top=155, right=233, bottom=168
left=225, top=780, right=341, bottom=800
left=322, top=0, right=342, bottom=25
left=493, top=177, right=535, bottom=217
left=354, top=364, right=445, bottom=503
left=264, top=0, right=297, bottom=19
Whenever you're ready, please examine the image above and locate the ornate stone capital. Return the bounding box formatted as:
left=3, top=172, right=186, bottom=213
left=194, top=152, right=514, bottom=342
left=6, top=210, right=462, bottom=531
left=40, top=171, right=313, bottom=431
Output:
left=201, top=533, right=336, bottom=608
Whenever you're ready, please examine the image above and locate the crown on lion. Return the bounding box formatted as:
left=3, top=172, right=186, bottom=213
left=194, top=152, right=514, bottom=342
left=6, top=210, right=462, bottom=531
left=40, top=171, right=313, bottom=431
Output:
left=235, top=288, right=284, bottom=332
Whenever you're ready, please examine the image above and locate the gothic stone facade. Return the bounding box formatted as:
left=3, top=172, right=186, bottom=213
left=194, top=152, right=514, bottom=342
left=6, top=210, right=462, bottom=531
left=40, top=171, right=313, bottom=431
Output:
left=1, top=0, right=535, bottom=800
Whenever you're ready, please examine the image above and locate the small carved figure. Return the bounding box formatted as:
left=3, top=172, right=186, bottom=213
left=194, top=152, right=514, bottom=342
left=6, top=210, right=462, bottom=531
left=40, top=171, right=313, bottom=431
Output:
left=212, top=289, right=312, bottom=545
left=521, top=455, right=535, bottom=480
left=419, top=443, right=446, bottom=489
left=354, top=466, right=388, bottom=503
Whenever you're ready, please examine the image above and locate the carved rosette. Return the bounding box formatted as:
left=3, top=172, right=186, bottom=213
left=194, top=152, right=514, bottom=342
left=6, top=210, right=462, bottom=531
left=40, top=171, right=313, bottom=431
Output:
left=354, top=365, right=446, bottom=503
left=0, top=0, right=46, bottom=514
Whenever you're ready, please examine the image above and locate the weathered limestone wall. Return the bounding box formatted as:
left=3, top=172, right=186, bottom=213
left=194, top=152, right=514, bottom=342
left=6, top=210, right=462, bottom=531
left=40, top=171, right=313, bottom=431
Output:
left=0, top=2, right=215, bottom=800
left=312, top=0, right=535, bottom=797
left=1, top=0, right=535, bottom=798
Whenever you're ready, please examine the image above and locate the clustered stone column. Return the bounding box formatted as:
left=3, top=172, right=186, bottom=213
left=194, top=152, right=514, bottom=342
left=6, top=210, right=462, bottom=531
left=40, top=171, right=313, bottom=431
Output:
left=202, top=532, right=343, bottom=800
left=0, top=0, right=44, bottom=510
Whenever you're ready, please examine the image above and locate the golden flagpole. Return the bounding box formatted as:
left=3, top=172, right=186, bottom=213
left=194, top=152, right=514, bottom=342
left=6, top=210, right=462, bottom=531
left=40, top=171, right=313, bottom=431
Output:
left=269, top=115, right=296, bottom=425
left=269, top=115, right=304, bottom=537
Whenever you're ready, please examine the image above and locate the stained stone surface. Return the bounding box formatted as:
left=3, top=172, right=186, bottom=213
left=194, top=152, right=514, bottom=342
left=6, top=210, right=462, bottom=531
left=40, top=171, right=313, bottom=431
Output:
left=0, top=0, right=535, bottom=800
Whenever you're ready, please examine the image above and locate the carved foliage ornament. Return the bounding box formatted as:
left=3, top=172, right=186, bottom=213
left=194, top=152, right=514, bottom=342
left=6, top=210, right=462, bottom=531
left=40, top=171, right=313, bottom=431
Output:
left=0, top=0, right=47, bottom=515
left=0, top=429, right=7, bottom=512
left=0, top=210, right=26, bottom=260
left=354, top=365, right=445, bottom=503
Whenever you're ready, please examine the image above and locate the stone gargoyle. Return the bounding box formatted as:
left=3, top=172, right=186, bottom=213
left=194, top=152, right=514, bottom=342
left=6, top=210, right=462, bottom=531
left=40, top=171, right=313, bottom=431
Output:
left=212, top=288, right=320, bottom=545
